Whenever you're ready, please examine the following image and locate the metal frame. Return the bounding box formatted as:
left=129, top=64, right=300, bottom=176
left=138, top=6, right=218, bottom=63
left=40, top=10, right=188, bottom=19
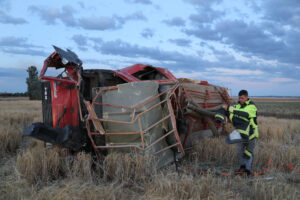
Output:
left=84, top=83, right=185, bottom=160
left=176, top=83, right=230, bottom=147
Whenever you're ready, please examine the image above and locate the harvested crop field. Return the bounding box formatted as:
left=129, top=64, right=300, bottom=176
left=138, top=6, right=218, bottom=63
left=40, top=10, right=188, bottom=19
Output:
left=0, top=97, right=299, bottom=199
left=233, top=97, right=300, bottom=119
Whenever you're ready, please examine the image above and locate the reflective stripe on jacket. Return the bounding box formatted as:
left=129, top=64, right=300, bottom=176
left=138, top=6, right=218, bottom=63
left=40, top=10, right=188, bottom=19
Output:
left=228, top=99, right=259, bottom=139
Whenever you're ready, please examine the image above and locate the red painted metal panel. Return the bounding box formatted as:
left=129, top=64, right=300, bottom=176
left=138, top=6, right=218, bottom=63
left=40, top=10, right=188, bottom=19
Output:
left=114, top=64, right=177, bottom=82
left=40, top=50, right=81, bottom=129
left=50, top=80, right=79, bottom=128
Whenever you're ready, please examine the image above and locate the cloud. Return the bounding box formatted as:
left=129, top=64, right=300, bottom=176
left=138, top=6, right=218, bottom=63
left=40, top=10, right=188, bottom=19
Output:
left=262, top=0, right=300, bottom=28
left=183, top=0, right=300, bottom=68
left=84, top=38, right=211, bottom=71
left=115, top=11, right=147, bottom=24
left=0, top=68, right=27, bottom=78
left=183, top=0, right=222, bottom=8
left=0, top=36, right=47, bottom=57
left=78, top=16, right=117, bottom=30
left=0, top=36, right=41, bottom=48
left=125, top=0, right=152, bottom=5
left=72, top=35, right=88, bottom=46
left=72, top=34, right=88, bottom=51
left=92, top=39, right=198, bottom=64
left=186, top=0, right=225, bottom=25
left=184, top=24, right=221, bottom=41
left=28, top=5, right=77, bottom=26
left=82, top=58, right=101, bottom=64
left=78, top=1, right=85, bottom=9
left=168, top=38, right=191, bottom=47
left=208, top=67, right=264, bottom=76
left=217, top=20, right=300, bottom=65
left=78, top=12, right=147, bottom=31
left=141, top=28, right=154, bottom=38
left=184, top=17, right=300, bottom=67
left=0, top=11, right=27, bottom=24
left=0, top=0, right=10, bottom=11
left=189, top=9, right=224, bottom=24
left=70, top=36, right=300, bottom=85
left=245, top=0, right=262, bottom=13
left=216, top=20, right=284, bottom=54
left=29, top=5, right=147, bottom=31
left=0, top=37, right=27, bottom=47
left=269, top=78, right=295, bottom=83
left=182, top=0, right=300, bottom=65
left=261, top=21, right=285, bottom=37
left=171, top=70, right=203, bottom=78
left=162, top=17, right=185, bottom=27
left=1, top=48, right=48, bottom=57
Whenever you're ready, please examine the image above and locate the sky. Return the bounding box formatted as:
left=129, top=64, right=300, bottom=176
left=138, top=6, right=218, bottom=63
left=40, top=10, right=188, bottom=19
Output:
left=0, top=0, right=300, bottom=96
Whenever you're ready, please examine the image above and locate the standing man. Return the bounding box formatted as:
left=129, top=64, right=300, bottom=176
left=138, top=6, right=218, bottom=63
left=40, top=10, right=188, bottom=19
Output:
left=223, top=90, right=259, bottom=175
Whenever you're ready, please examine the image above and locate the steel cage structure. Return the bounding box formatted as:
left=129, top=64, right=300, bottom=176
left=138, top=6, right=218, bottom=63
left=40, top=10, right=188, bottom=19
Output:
left=84, top=83, right=185, bottom=160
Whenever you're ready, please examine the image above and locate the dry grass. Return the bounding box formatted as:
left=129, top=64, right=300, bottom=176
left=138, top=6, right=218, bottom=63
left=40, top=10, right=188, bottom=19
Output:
left=32, top=180, right=129, bottom=200
left=1, top=177, right=129, bottom=200
left=256, top=99, right=300, bottom=119
left=16, top=143, right=95, bottom=184
left=1, top=98, right=300, bottom=200
left=144, top=172, right=240, bottom=199
left=0, top=100, right=41, bottom=155
left=16, top=145, right=156, bottom=184
left=0, top=124, right=22, bottom=154
left=258, top=117, right=300, bottom=144
left=16, top=144, right=64, bottom=184
left=190, top=117, right=300, bottom=171
left=233, top=97, right=300, bottom=119
left=102, top=153, right=156, bottom=184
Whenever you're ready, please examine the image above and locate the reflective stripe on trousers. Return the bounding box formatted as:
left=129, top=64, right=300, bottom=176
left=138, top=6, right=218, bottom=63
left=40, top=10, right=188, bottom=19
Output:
left=237, top=139, right=256, bottom=171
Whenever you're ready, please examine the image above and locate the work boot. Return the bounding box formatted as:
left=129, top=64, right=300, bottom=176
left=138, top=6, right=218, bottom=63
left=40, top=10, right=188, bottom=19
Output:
left=245, top=169, right=251, bottom=176
left=235, top=165, right=246, bottom=173
left=235, top=165, right=251, bottom=176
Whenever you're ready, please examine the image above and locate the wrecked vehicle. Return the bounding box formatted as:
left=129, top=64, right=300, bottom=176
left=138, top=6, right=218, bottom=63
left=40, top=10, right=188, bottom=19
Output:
left=24, top=46, right=232, bottom=167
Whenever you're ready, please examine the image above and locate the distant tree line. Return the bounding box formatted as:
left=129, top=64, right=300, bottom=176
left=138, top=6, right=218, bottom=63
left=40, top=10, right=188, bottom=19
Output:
left=0, top=92, right=28, bottom=97
left=1, top=66, right=41, bottom=99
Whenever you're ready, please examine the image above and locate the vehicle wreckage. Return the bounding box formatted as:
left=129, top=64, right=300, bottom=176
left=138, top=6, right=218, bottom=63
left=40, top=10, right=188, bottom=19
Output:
left=24, top=46, right=232, bottom=167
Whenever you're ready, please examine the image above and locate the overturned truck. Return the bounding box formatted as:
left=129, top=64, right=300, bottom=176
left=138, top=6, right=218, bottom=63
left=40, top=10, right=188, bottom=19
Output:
left=24, top=46, right=232, bottom=167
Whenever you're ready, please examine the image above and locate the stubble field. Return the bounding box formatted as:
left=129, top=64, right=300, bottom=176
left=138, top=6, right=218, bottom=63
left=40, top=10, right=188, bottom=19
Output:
left=0, top=97, right=299, bottom=199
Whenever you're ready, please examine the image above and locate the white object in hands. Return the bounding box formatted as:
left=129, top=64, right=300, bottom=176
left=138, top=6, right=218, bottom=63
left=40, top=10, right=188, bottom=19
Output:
left=226, top=129, right=247, bottom=144
left=230, top=130, right=242, bottom=140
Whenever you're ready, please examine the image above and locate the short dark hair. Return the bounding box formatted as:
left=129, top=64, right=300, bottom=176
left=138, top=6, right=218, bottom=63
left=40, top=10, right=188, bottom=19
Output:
left=238, top=90, right=248, bottom=97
